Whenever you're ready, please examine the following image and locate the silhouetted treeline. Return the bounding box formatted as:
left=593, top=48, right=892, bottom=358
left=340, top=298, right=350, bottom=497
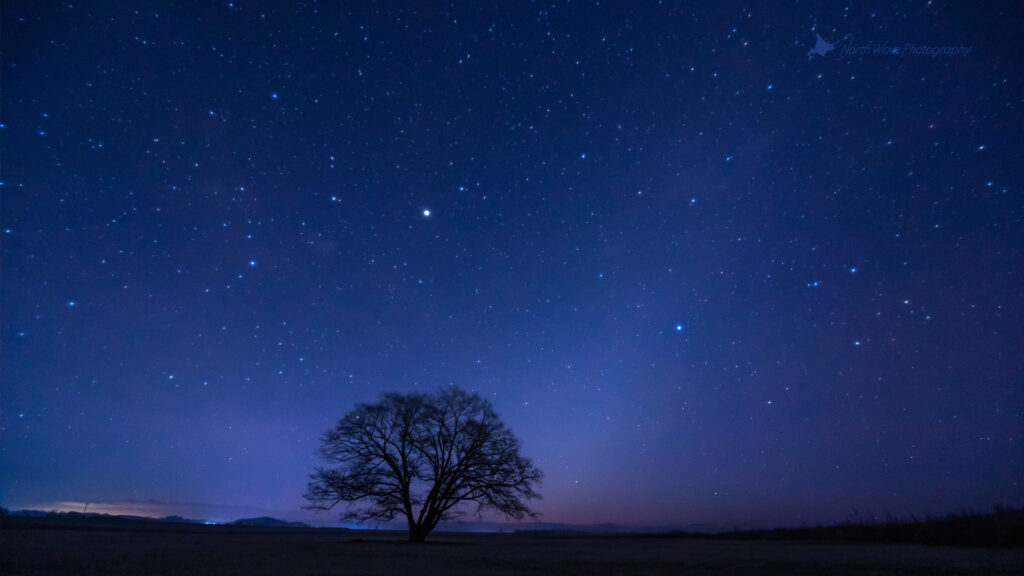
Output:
left=711, top=506, right=1024, bottom=547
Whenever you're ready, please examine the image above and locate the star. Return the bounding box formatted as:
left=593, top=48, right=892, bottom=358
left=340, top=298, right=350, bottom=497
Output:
left=3, top=1, right=1016, bottom=537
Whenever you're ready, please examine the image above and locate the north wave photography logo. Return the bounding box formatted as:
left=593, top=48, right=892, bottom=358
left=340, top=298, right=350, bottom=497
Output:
left=807, top=33, right=972, bottom=60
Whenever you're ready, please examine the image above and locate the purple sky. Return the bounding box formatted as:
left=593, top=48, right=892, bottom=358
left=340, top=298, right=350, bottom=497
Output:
left=2, top=1, right=1021, bottom=529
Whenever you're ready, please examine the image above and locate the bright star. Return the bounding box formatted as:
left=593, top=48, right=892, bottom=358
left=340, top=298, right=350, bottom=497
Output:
left=422, top=209, right=431, bottom=217
left=675, top=324, right=684, bottom=332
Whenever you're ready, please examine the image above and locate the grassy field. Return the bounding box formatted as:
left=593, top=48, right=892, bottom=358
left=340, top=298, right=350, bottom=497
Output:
left=3, top=526, right=1023, bottom=575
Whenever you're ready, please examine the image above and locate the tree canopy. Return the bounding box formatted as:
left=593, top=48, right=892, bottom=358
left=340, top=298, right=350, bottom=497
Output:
left=304, top=386, right=542, bottom=541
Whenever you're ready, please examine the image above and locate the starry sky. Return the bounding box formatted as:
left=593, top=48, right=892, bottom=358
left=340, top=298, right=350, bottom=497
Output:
left=2, top=2, right=1022, bottom=529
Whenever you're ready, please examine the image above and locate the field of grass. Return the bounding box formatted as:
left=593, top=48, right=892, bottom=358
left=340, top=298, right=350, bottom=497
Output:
left=3, top=524, right=1023, bottom=575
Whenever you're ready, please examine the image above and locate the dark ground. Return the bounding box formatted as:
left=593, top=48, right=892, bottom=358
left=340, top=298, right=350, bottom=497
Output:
left=3, top=524, right=1023, bottom=575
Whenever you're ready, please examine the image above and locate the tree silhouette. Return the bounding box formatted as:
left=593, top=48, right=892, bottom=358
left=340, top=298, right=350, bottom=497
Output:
left=304, top=386, right=543, bottom=542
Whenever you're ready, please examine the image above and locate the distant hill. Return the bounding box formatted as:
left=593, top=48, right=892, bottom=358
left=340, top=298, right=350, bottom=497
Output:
left=4, top=510, right=204, bottom=524
left=6, top=505, right=1019, bottom=546
left=1, top=510, right=310, bottom=528
left=1, top=509, right=337, bottom=534
left=160, top=515, right=204, bottom=524
left=229, top=516, right=310, bottom=528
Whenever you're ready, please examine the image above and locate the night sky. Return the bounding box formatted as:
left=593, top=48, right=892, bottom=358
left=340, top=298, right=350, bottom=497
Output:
left=2, top=2, right=1022, bottom=529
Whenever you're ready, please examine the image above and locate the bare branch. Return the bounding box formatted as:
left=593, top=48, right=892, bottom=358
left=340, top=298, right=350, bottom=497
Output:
left=304, top=386, right=542, bottom=541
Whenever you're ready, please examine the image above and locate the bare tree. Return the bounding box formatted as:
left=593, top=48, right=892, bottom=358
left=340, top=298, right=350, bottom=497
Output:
left=304, top=386, right=543, bottom=542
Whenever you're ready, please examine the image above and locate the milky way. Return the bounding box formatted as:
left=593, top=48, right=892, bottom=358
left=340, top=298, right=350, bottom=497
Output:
left=2, top=2, right=1021, bottom=528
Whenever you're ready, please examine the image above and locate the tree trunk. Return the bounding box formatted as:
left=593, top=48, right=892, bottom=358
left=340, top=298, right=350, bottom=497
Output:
left=407, top=524, right=429, bottom=543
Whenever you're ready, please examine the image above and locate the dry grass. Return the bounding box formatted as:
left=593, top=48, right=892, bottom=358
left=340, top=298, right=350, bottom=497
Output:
left=3, top=527, right=1023, bottom=575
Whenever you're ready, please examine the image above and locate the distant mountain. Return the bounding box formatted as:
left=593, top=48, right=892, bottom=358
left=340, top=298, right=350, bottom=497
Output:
left=8, top=509, right=49, bottom=517
left=2, top=508, right=704, bottom=533
left=6, top=499, right=326, bottom=526
left=5, top=510, right=205, bottom=524
left=229, top=516, right=310, bottom=528
left=2, top=510, right=326, bottom=533
left=159, top=515, right=205, bottom=524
